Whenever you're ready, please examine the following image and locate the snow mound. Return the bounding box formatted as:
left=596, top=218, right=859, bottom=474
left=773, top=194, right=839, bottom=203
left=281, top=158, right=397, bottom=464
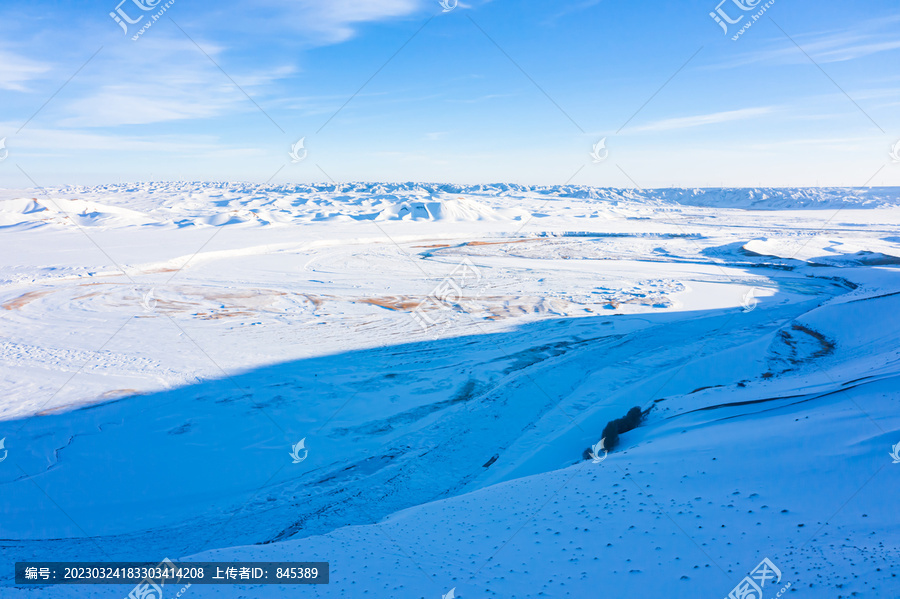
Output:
left=0, top=197, right=156, bottom=228
left=376, top=197, right=528, bottom=222
left=743, top=237, right=900, bottom=265
left=657, top=187, right=900, bottom=210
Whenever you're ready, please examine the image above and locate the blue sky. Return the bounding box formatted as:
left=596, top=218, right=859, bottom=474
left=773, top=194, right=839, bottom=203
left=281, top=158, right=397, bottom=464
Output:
left=1, top=0, right=899, bottom=187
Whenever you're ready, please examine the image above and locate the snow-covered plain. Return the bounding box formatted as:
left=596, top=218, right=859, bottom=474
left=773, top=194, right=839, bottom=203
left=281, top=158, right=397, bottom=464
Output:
left=1, top=183, right=899, bottom=598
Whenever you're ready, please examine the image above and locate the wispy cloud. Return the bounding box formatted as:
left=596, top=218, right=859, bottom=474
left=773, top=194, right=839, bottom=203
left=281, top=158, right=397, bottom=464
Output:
left=0, top=122, right=253, bottom=156
left=717, top=16, right=900, bottom=69
left=446, top=93, right=514, bottom=104
left=631, top=107, right=774, bottom=132
left=0, top=50, right=51, bottom=91
left=50, top=39, right=294, bottom=127
left=224, top=0, right=427, bottom=44
left=544, top=0, right=605, bottom=24
left=744, top=135, right=876, bottom=151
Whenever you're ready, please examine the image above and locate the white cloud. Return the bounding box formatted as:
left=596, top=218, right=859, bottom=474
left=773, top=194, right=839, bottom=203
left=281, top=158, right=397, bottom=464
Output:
left=0, top=122, right=238, bottom=155
left=0, top=50, right=51, bottom=91
left=631, top=107, right=774, bottom=132
left=60, top=89, right=228, bottom=127
left=8, top=1, right=422, bottom=129
left=54, top=44, right=294, bottom=127
left=545, top=0, right=605, bottom=24
left=744, top=135, right=875, bottom=151
left=305, top=0, right=424, bottom=41
left=811, top=39, right=900, bottom=62
left=716, top=17, right=900, bottom=69
left=447, top=93, right=514, bottom=104
left=228, top=0, right=426, bottom=44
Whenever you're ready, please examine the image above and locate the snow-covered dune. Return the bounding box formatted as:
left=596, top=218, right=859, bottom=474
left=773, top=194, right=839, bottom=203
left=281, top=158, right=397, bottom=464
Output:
left=654, top=186, right=900, bottom=210
left=376, top=197, right=528, bottom=221
left=0, top=197, right=159, bottom=229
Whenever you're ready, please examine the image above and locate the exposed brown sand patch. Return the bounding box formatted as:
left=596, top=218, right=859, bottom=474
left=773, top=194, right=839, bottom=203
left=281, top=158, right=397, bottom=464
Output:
left=37, top=404, right=82, bottom=416
left=73, top=291, right=105, bottom=301
left=35, top=390, right=141, bottom=415
left=356, top=296, right=430, bottom=311
left=100, top=388, right=141, bottom=399
left=413, top=238, right=541, bottom=249
left=143, top=267, right=180, bottom=274
left=196, top=289, right=287, bottom=301
left=357, top=294, right=580, bottom=321
left=300, top=293, right=325, bottom=309
left=463, top=238, right=538, bottom=247
left=2, top=289, right=55, bottom=310
left=195, top=310, right=257, bottom=320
